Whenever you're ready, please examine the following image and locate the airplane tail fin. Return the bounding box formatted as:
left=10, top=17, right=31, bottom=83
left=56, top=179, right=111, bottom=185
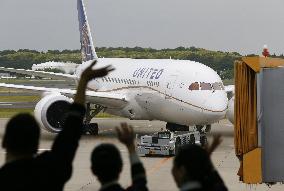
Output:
left=77, top=0, right=98, bottom=62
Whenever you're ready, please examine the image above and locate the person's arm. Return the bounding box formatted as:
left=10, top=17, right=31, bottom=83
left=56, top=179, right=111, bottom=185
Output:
left=116, top=123, right=148, bottom=191
left=51, top=60, right=114, bottom=163
left=74, top=61, right=114, bottom=105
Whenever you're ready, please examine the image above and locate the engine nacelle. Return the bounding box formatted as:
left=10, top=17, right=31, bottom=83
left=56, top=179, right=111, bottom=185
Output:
left=226, top=96, right=234, bottom=124
left=34, top=93, right=73, bottom=133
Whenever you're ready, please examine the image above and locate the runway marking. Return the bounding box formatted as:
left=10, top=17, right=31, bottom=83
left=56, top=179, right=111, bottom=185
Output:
left=0, top=104, right=12, bottom=106
left=147, top=157, right=172, bottom=175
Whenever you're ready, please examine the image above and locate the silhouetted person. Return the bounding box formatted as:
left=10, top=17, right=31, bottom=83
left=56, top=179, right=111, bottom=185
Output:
left=172, top=137, right=227, bottom=191
left=0, top=60, right=114, bottom=191
left=91, top=123, right=148, bottom=191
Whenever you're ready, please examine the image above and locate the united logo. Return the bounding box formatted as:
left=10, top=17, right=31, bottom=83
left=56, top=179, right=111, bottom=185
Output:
left=81, top=23, right=94, bottom=62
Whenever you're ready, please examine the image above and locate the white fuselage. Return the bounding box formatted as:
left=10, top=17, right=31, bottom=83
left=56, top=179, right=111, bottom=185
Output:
left=76, top=58, right=228, bottom=126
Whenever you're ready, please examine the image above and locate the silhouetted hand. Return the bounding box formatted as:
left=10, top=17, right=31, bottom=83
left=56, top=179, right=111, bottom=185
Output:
left=116, top=123, right=135, bottom=153
left=74, top=60, right=114, bottom=105
left=205, top=134, right=222, bottom=155
left=81, top=60, right=115, bottom=82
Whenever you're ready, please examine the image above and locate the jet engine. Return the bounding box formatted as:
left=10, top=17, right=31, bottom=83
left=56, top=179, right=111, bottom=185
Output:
left=226, top=96, right=234, bottom=124
left=34, top=93, right=73, bottom=133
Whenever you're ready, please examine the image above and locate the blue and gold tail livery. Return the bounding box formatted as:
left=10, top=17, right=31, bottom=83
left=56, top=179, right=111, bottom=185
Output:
left=77, top=0, right=97, bottom=62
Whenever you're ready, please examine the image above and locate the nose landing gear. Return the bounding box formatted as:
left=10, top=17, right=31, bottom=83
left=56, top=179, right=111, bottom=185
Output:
left=166, top=122, right=189, bottom=131
left=195, top=124, right=211, bottom=133
left=195, top=125, right=211, bottom=147
left=83, top=103, right=105, bottom=135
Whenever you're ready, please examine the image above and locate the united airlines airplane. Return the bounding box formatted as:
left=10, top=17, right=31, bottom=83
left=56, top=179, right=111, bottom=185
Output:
left=0, top=0, right=234, bottom=135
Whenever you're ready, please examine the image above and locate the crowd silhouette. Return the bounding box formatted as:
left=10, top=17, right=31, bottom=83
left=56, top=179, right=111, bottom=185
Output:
left=0, top=60, right=227, bottom=191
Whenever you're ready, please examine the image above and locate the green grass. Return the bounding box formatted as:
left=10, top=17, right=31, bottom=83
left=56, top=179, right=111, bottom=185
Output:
left=0, top=87, right=26, bottom=93
left=223, top=79, right=234, bottom=85
left=96, top=112, right=117, bottom=118
left=0, top=93, right=117, bottom=118
left=0, top=79, right=67, bottom=83
left=0, top=108, right=116, bottom=118
left=0, top=108, right=34, bottom=118
left=0, top=95, right=40, bottom=102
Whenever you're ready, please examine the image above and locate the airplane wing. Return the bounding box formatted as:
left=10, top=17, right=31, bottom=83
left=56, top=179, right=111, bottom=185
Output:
left=0, top=67, right=77, bottom=81
left=0, top=83, right=128, bottom=109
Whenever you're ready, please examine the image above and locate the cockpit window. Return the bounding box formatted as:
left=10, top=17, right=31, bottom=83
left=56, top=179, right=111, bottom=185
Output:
left=213, top=82, right=225, bottom=90
left=219, top=82, right=225, bottom=90
left=188, top=82, right=224, bottom=91
left=212, top=82, right=222, bottom=90
left=200, top=82, right=212, bottom=90
left=188, top=82, right=199, bottom=90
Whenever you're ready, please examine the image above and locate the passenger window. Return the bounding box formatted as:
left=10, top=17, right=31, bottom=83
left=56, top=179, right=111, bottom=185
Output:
left=188, top=82, right=199, bottom=90
left=200, top=82, right=212, bottom=90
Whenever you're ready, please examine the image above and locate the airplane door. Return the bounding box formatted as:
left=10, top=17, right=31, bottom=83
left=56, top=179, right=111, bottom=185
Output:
left=165, top=75, right=178, bottom=98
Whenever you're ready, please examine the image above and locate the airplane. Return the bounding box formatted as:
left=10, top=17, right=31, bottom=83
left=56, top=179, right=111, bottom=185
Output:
left=0, top=0, right=234, bottom=135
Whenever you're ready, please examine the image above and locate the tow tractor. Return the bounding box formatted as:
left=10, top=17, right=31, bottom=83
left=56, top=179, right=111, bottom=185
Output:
left=137, top=130, right=207, bottom=156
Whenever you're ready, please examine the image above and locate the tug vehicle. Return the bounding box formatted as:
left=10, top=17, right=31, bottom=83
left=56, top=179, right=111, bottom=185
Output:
left=137, top=130, right=207, bottom=156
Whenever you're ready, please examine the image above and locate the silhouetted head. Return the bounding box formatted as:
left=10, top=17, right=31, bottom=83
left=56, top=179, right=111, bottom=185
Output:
left=172, top=144, right=213, bottom=188
left=2, top=113, right=40, bottom=155
left=91, top=143, right=123, bottom=184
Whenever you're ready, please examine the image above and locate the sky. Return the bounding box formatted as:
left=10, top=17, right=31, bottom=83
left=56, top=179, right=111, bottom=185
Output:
left=0, top=0, right=284, bottom=55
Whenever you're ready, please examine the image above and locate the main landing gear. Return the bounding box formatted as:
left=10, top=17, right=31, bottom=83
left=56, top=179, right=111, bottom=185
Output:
left=166, top=123, right=211, bottom=147
left=166, top=123, right=189, bottom=131
left=195, top=124, right=212, bottom=133
left=83, top=103, right=105, bottom=135
left=195, top=125, right=212, bottom=146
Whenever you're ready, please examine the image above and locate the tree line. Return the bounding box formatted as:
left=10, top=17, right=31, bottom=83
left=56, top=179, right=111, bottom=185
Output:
left=1, top=47, right=283, bottom=80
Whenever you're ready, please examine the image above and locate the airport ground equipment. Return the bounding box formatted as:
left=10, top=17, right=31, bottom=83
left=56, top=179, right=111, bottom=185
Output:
left=136, top=130, right=206, bottom=156
left=234, top=56, right=284, bottom=184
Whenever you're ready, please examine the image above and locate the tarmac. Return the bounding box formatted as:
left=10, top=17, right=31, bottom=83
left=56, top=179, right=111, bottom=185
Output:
left=0, top=118, right=283, bottom=191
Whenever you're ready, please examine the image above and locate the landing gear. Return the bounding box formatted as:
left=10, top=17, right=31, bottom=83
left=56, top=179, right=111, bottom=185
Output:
left=195, top=125, right=204, bottom=133
left=83, top=103, right=105, bottom=135
left=205, top=125, right=211, bottom=133
left=195, top=125, right=210, bottom=146
left=189, top=134, right=195, bottom=144
left=166, top=123, right=189, bottom=132
left=200, top=135, right=208, bottom=147
left=195, top=124, right=212, bottom=134
left=175, top=137, right=182, bottom=152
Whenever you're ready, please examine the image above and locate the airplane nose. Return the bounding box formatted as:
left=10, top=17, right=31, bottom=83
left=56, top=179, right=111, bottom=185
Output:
left=205, top=91, right=228, bottom=118
left=202, top=92, right=228, bottom=124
